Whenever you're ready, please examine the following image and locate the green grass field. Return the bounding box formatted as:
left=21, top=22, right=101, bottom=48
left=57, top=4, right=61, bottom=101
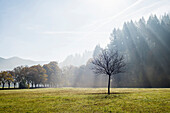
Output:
left=0, top=88, right=169, bottom=112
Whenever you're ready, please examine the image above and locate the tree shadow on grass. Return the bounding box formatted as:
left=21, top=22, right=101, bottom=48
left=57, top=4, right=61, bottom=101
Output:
left=84, top=92, right=132, bottom=99
left=86, top=92, right=132, bottom=95
left=0, top=87, right=50, bottom=90
left=0, top=88, right=20, bottom=90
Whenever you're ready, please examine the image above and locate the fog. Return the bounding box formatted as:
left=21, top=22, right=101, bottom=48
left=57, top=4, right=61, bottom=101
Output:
left=0, top=0, right=170, bottom=88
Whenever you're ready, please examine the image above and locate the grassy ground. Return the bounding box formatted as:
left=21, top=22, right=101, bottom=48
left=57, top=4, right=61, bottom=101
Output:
left=0, top=88, right=169, bottom=113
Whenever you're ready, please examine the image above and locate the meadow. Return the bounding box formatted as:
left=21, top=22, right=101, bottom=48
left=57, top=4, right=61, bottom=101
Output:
left=0, top=88, right=169, bottom=112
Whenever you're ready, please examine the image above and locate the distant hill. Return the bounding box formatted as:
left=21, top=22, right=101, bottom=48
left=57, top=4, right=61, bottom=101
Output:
left=0, top=57, right=48, bottom=71
left=59, top=51, right=93, bottom=67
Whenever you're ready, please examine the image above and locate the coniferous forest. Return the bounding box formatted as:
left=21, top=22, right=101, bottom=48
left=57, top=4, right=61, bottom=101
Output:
left=108, top=14, right=170, bottom=88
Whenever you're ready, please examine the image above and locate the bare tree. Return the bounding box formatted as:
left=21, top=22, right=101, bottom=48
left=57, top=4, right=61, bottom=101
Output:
left=91, top=49, right=125, bottom=94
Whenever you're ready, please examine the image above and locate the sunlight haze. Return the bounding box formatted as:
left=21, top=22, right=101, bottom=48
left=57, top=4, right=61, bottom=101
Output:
left=0, top=0, right=170, bottom=62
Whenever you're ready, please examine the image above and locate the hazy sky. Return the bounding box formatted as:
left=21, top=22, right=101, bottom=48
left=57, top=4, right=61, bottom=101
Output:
left=0, top=0, right=170, bottom=62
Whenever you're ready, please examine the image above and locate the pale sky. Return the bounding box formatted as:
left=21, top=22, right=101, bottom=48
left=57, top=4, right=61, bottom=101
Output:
left=0, top=0, right=170, bottom=62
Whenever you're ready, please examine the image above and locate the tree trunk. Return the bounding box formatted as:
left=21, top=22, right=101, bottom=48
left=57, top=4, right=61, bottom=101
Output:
left=14, top=83, right=16, bottom=88
left=27, top=83, right=29, bottom=88
left=108, top=75, right=111, bottom=95
left=32, top=83, right=34, bottom=88
left=2, top=83, right=5, bottom=89
left=8, top=83, right=10, bottom=88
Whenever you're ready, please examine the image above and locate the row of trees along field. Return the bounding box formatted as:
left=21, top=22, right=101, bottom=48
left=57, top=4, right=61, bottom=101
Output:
left=0, top=62, right=61, bottom=89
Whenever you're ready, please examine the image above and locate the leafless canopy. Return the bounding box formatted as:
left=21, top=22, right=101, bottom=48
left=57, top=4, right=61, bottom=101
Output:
left=91, top=49, right=125, bottom=76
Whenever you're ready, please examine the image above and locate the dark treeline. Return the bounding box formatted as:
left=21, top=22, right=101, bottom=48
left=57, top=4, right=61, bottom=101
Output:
left=108, top=14, right=170, bottom=88
left=0, top=14, right=170, bottom=88
left=0, top=62, right=61, bottom=89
